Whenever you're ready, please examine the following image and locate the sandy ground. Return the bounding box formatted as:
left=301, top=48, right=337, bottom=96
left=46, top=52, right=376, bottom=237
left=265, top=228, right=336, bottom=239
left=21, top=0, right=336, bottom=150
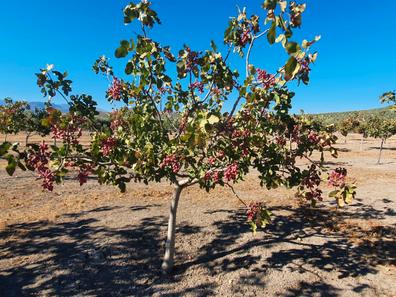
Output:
left=0, top=133, right=395, bottom=296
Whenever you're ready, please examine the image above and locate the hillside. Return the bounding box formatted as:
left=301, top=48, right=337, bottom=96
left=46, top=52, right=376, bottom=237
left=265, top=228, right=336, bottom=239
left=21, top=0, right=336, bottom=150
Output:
left=309, top=107, right=395, bottom=125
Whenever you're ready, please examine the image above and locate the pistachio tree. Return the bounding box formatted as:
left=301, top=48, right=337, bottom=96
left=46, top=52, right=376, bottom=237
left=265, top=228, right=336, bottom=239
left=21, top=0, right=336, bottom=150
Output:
left=366, top=116, right=396, bottom=164
left=380, top=91, right=396, bottom=110
left=0, top=98, right=29, bottom=142
left=23, top=107, right=52, bottom=146
left=0, top=1, right=356, bottom=273
left=336, top=113, right=360, bottom=144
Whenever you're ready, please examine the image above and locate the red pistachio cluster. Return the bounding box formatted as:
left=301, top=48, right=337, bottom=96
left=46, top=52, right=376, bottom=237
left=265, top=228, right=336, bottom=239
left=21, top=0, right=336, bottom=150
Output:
left=240, top=29, right=251, bottom=46
left=299, top=58, right=311, bottom=73
left=189, top=81, right=204, bottom=94
left=109, top=110, right=126, bottom=131
left=275, top=135, right=287, bottom=146
left=301, top=165, right=323, bottom=201
left=328, top=168, right=347, bottom=187
left=77, top=164, right=93, bottom=186
left=185, top=47, right=200, bottom=71
left=224, top=163, right=239, bottom=181
left=257, top=69, right=276, bottom=89
left=107, top=77, right=123, bottom=100
left=160, top=154, right=181, bottom=173
left=110, top=119, right=123, bottom=131
left=51, top=116, right=84, bottom=145
left=290, top=124, right=302, bottom=144
left=159, top=87, right=172, bottom=95
left=26, top=141, right=54, bottom=191
left=101, top=136, right=118, bottom=156
left=307, top=131, right=320, bottom=144
left=247, top=201, right=264, bottom=223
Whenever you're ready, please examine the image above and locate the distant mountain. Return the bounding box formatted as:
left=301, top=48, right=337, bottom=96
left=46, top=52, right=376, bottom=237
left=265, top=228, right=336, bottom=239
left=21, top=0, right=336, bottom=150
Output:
left=0, top=99, right=69, bottom=113
left=0, top=100, right=108, bottom=113
left=28, top=101, right=70, bottom=113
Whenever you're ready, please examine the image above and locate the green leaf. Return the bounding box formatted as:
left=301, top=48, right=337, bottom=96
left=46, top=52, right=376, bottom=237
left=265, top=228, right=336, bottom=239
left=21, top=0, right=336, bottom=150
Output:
left=285, top=42, right=299, bottom=54
left=210, top=40, right=218, bottom=52
left=263, top=0, right=277, bottom=10
left=207, top=114, right=219, bottom=124
left=284, top=56, right=298, bottom=79
left=17, top=161, right=26, bottom=171
left=279, top=1, right=287, bottom=12
left=6, top=155, right=16, bottom=176
left=267, top=22, right=276, bottom=45
left=0, top=142, right=11, bottom=156
left=115, top=46, right=128, bottom=58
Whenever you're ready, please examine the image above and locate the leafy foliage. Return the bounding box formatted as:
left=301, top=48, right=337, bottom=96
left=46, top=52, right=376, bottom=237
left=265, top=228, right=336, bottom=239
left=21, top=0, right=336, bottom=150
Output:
left=1, top=1, right=355, bottom=236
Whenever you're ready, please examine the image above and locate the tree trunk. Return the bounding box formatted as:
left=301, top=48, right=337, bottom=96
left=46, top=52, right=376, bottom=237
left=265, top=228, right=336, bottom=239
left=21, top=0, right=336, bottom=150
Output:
left=377, top=138, right=385, bottom=165
left=25, top=133, right=30, bottom=147
left=161, top=184, right=183, bottom=273
left=4, top=134, right=7, bottom=142
left=360, top=136, right=364, bottom=151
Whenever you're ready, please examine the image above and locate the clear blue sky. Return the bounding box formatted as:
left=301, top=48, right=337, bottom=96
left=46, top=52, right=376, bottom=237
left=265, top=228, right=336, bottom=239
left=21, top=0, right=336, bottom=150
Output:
left=1, top=0, right=395, bottom=113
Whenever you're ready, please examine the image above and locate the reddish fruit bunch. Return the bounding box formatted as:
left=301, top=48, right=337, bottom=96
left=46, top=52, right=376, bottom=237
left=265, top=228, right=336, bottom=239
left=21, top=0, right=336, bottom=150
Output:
left=77, top=164, right=93, bottom=186
left=101, top=136, right=118, bottom=156
left=189, top=81, right=204, bottom=94
left=51, top=116, right=84, bottom=145
left=107, top=77, right=123, bottom=100
left=224, top=163, right=239, bottom=181
left=257, top=69, right=276, bottom=89
left=301, top=165, right=323, bottom=201
left=247, top=201, right=262, bottom=222
left=185, top=47, right=200, bottom=71
left=308, top=131, right=320, bottom=144
left=299, top=58, right=311, bottom=73
left=328, top=168, right=347, bottom=187
left=26, top=141, right=55, bottom=191
left=291, top=124, right=302, bottom=144
left=240, top=29, right=251, bottom=46
left=160, top=154, right=181, bottom=173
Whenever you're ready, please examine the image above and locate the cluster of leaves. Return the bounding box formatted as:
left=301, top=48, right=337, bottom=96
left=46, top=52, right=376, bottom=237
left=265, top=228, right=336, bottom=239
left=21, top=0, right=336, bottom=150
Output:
left=0, top=98, right=30, bottom=139
left=336, top=114, right=361, bottom=138
left=1, top=0, right=356, bottom=232
left=380, top=91, right=396, bottom=110
left=364, top=116, right=396, bottom=140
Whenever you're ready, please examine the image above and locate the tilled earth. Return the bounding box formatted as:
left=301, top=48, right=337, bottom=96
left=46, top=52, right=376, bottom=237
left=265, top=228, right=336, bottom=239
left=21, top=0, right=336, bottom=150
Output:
left=0, top=134, right=395, bottom=296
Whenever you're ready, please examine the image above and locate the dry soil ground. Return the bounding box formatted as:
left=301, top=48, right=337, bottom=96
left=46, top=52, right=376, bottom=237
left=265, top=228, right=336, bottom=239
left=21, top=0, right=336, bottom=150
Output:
left=0, top=133, right=395, bottom=297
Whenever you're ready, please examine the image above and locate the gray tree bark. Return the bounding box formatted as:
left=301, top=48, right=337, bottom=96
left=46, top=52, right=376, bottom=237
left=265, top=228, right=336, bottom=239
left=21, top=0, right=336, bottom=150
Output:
left=161, top=184, right=183, bottom=273
left=377, top=138, right=385, bottom=164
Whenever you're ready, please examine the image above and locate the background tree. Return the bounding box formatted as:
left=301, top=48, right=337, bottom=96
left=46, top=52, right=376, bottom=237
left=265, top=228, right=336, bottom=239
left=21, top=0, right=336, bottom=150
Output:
left=22, top=107, right=52, bottom=146
left=380, top=90, right=396, bottom=110
left=1, top=0, right=356, bottom=273
left=356, top=116, right=368, bottom=151
left=336, top=113, right=360, bottom=144
left=0, top=98, right=29, bottom=142
left=365, top=116, right=396, bottom=164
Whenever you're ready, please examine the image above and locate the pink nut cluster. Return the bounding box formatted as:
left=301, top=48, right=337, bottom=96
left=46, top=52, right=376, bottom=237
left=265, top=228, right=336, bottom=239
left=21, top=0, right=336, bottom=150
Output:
left=27, top=141, right=54, bottom=191
left=328, top=168, right=347, bottom=187
left=308, top=131, right=320, bottom=144
left=257, top=69, right=276, bottom=89
left=107, top=77, right=123, bottom=101
left=101, top=136, right=118, bottom=156
left=160, top=154, right=181, bottom=173
left=247, top=201, right=264, bottom=222
left=51, top=116, right=84, bottom=145
left=189, top=81, right=204, bottom=94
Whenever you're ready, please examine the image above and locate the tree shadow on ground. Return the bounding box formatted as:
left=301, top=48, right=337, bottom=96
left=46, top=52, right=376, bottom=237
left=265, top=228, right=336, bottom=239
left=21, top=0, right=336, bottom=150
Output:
left=178, top=204, right=395, bottom=295
left=0, top=200, right=394, bottom=296
left=0, top=204, right=211, bottom=296
left=369, top=146, right=396, bottom=151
